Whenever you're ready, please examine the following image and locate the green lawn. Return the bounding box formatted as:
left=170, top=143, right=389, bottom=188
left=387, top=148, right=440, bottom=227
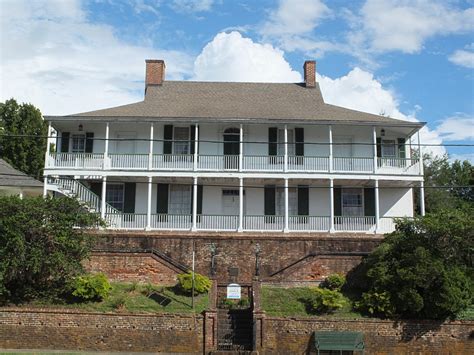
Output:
left=261, top=286, right=363, bottom=318
left=26, top=282, right=208, bottom=314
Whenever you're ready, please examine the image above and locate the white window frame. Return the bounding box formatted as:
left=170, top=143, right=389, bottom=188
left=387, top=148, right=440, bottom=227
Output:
left=168, top=184, right=192, bottom=215
left=381, top=139, right=397, bottom=158
left=341, top=188, right=364, bottom=217
left=173, top=126, right=191, bottom=155
left=71, top=134, right=86, bottom=153
left=106, top=183, right=125, bottom=212
left=276, top=187, right=297, bottom=216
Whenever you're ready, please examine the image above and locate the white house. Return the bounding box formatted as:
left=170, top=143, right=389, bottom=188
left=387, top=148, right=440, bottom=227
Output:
left=43, top=60, right=425, bottom=234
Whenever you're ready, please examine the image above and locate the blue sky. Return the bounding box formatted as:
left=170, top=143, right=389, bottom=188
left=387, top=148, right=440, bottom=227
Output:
left=1, top=0, right=473, bottom=160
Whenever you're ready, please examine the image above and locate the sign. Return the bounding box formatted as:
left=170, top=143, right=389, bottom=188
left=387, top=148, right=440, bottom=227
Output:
left=226, top=283, right=241, bottom=299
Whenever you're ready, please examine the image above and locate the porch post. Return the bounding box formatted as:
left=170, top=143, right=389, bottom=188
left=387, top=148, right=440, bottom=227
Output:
left=372, top=126, right=377, bottom=173
left=194, top=124, right=199, bottom=171
left=44, top=121, right=51, bottom=167
left=374, top=179, right=380, bottom=233
left=417, top=130, right=424, bottom=176
left=238, top=177, right=243, bottom=232
left=420, top=181, right=425, bottom=216
left=101, top=176, right=107, bottom=220
left=239, top=124, right=243, bottom=172
left=284, top=124, right=288, bottom=172
left=284, top=178, right=289, bottom=232
left=146, top=176, right=152, bottom=230
left=192, top=176, right=198, bottom=231
left=43, top=179, right=48, bottom=198
left=328, top=125, right=333, bottom=173
left=148, top=123, right=154, bottom=170
left=329, top=178, right=335, bottom=232
left=104, top=122, right=109, bottom=170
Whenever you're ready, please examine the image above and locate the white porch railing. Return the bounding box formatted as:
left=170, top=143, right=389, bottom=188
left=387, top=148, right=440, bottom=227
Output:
left=243, top=215, right=284, bottom=231
left=288, top=156, right=329, bottom=172
left=106, top=213, right=147, bottom=229
left=152, top=154, right=194, bottom=170
left=151, top=214, right=192, bottom=230
left=109, top=154, right=148, bottom=169
left=334, top=216, right=376, bottom=231
left=377, top=158, right=420, bottom=175
left=48, top=153, right=104, bottom=169
left=242, top=155, right=284, bottom=171
left=288, top=216, right=330, bottom=231
left=198, top=155, right=239, bottom=171
left=333, top=157, right=374, bottom=172
left=197, top=215, right=239, bottom=230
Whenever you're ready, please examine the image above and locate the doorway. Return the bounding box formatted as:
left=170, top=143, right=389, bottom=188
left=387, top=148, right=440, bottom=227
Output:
left=223, top=128, right=239, bottom=170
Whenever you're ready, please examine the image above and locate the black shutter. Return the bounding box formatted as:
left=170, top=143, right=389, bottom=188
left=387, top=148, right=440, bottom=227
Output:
left=163, top=125, right=173, bottom=154
left=268, top=127, right=278, bottom=156
left=295, top=128, right=304, bottom=156
left=61, top=132, right=70, bottom=153
left=298, top=185, right=309, bottom=216
left=190, top=125, right=196, bottom=154
left=364, top=188, right=375, bottom=217
left=334, top=187, right=342, bottom=216
left=197, top=185, right=203, bottom=215
left=89, top=182, right=102, bottom=197
left=123, top=183, right=136, bottom=213
left=376, top=138, right=381, bottom=157
left=85, top=132, right=94, bottom=153
left=264, top=185, right=276, bottom=216
left=398, top=138, right=406, bottom=158
left=157, top=184, right=169, bottom=214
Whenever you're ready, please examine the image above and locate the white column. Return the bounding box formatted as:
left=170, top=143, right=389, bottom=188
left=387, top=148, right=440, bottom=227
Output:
left=101, top=176, right=107, bottom=220
left=239, top=124, right=243, bottom=172
left=372, top=126, right=377, bottom=173
left=328, top=125, right=333, bottom=172
left=148, top=123, right=154, bottom=170
left=192, top=177, right=198, bottom=231
left=329, top=178, right=334, bottom=232
left=284, top=124, right=288, bottom=172
left=44, top=121, right=51, bottom=166
left=420, top=181, right=425, bottom=216
left=146, top=176, right=152, bottom=230
left=374, top=179, right=380, bottom=233
left=238, top=178, right=243, bottom=232
left=417, top=130, right=424, bottom=176
left=104, top=122, right=109, bottom=170
left=284, top=178, right=289, bottom=232
left=43, top=177, right=48, bottom=198
left=193, top=124, right=199, bottom=171
left=19, top=191, right=24, bottom=200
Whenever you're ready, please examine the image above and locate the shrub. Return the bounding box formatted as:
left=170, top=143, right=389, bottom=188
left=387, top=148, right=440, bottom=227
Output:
left=321, top=273, right=346, bottom=291
left=177, top=272, right=212, bottom=295
left=110, top=294, right=128, bottom=310
left=356, top=291, right=395, bottom=317
left=306, top=288, right=346, bottom=314
left=71, top=273, right=111, bottom=301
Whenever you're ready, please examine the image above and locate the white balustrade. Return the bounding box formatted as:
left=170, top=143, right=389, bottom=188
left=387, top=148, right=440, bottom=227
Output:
left=288, top=216, right=330, bottom=231
left=333, top=157, right=374, bottom=172
left=197, top=215, right=239, bottom=230
left=198, top=155, right=239, bottom=171
left=151, top=214, right=192, bottom=230
left=109, top=154, right=148, bottom=169
left=48, top=153, right=104, bottom=169
left=377, top=158, right=420, bottom=175
left=242, top=155, right=284, bottom=171
left=243, top=215, right=284, bottom=231
left=334, top=216, right=376, bottom=231
left=152, top=154, right=193, bottom=170
left=105, top=213, right=147, bottom=229
left=287, top=156, right=329, bottom=172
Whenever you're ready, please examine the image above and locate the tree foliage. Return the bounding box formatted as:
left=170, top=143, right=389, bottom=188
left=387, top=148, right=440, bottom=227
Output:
left=0, top=196, right=103, bottom=303
left=0, top=99, right=47, bottom=178
left=355, top=207, right=473, bottom=319
left=71, top=273, right=111, bottom=301
left=306, top=288, right=346, bottom=314
left=177, top=272, right=212, bottom=295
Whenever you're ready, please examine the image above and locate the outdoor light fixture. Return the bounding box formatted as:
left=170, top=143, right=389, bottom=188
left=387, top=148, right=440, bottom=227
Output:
left=78, top=124, right=83, bottom=132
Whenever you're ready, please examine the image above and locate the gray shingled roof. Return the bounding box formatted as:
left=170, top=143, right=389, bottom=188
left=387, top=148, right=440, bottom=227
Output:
left=46, top=81, right=423, bottom=126
left=0, top=159, right=43, bottom=187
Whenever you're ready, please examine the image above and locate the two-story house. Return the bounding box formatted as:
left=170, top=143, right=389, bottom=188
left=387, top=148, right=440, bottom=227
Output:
left=43, top=60, right=425, bottom=234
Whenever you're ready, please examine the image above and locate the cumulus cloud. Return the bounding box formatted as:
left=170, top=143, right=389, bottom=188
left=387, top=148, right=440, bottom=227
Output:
left=0, top=0, right=193, bottom=115
left=193, top=32, right=301, bottom=82
left=435, top=115, right=474, bottom=141
left=449, top=48, right=474, bottom=69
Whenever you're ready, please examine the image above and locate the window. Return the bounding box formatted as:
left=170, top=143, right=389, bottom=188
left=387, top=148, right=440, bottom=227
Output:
left=277, top=129, right=295, bottom=156
left=106, top=184, right=124, bottom=211
left=276, top=187, right=297, bottom=216
left=169, top=185, right=191, bottom=215
left=71, top=134, right=85, bottom=153
left=381, top=139, right=396, bottom=157
left=342, top=188, right=363, bottom=217
left=173, top=127, right=190, bottom=155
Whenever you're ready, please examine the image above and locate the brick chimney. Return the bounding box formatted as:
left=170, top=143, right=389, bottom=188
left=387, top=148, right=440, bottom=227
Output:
left=303, top=60, right=316, bottom=88
left=145, top=59, right=165, bottom=92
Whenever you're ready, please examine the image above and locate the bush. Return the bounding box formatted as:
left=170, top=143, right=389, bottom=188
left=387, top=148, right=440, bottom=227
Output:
left=356, top=291, right=395, bottom=317
left=306, top=288, right=346, bottom=314
left=321, top=273, right=346, bottom=291
left=71, top=273, right=111, bottom=301
left=177, top=272, right=212, bottom=295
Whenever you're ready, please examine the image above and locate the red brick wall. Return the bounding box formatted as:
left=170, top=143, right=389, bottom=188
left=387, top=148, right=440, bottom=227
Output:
left=0, top=308, right=203, bottom=353
left=255, top=315, right=474, bottom=354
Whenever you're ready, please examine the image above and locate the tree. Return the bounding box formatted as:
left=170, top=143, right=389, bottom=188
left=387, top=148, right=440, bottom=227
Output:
left=0, top=196, right=103, bottom=303
left=354, top=207, right=473, bottom=319
left=0, top=99, right=47, bottom=179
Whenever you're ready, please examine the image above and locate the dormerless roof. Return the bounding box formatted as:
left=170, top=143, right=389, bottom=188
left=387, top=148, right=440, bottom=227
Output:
left=0, top=159, right=43, bottom=188
left=46, top=81, right=423, bottom=127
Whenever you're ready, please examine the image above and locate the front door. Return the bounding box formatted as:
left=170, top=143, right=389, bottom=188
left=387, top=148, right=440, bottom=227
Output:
left=223, top=128, right=239, bottom=170
left=222, top=189, right=240, bottom=215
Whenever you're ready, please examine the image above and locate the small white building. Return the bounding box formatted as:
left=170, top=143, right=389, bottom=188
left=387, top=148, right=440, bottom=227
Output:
left=43, top=60, right=425, bottom=234
left=0, top=159, right=43, bottom=198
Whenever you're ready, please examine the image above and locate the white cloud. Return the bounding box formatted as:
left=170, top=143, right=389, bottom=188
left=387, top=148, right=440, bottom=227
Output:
left=171, top=0, right=214, bottom=13
left=449, top=48, right=474, bottom=69
left=193, top=32, right=302, bottom=82
left=0, top=0, right=193, bottom=115
left=317, top=68, right=446, bottom=156
left=356, top=0, right=474, bottom=54
left=435, top=115, right=474, bottom=141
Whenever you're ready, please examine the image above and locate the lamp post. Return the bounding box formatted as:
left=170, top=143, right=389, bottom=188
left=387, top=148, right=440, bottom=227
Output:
left=210, top=242, right=217, bottom=276
left=255, top=243, right=261, bottom=277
